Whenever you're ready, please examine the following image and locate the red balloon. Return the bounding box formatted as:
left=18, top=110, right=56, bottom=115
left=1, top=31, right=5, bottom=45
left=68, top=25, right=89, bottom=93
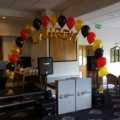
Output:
left=96, top=57, right=107, bottom=68
left=87, top=32, right=96, bottom=44
left=20, top=29, right=28, bottom=40
left=9, top=53, right=18, bottom=64
left=66, top=17, right=75, bottom=30
left=41, top=16, right=50, bottom=28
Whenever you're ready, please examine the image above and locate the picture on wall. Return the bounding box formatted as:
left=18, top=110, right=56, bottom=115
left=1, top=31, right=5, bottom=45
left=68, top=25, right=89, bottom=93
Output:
left=49, top=34, right=77, bottom=62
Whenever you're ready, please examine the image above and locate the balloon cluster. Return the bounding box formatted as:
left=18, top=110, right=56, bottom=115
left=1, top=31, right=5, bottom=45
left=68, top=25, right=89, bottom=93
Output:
left=25, top=14, right=84, bottom=44
left=5, top=14, right=108, bottom=79
left=6, top=30, right=28, bottom=79
left=32, top=15, right=83, bottom=32
left=26, top=14, right=83, bottom=43
left=81, top=25, right=108, bottom=77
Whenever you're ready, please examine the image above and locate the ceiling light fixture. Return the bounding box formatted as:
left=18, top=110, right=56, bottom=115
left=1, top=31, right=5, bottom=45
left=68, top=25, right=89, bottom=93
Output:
left=113, top=43, right=120, bottom=49
left=3, top=17, right=5, bottom=19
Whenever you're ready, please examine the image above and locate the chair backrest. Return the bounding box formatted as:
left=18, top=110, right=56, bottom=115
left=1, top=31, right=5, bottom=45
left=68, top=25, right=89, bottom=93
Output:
left=117, top=75, right=120, bottom=85
left=106, top=73, right=118, bottom=85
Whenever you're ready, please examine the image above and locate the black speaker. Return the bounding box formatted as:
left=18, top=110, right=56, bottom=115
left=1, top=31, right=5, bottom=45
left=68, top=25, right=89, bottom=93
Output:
left=46, top=90, right=52, bottom=100
left=34, top=99, right=56, bottom=119
left=92, top=93, right=105, bottom=107
left=38, top=57, right=53, bottom=75
left=87, top=56, right=96, bottom=71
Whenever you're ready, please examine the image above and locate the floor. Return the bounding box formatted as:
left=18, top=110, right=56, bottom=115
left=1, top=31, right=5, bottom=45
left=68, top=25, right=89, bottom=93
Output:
left=0, top=87, right=120, bottom=120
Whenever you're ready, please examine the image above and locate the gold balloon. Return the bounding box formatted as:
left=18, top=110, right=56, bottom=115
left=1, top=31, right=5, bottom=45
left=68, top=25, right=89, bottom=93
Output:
left=62, top=29, right=70, bottom=39
left=98, top=88, right=103, bottom=93
left=98, top=67, right=108, bottom=77
left=68, top=31, right=73, bottom=41
left=75, top=20, right=84, bottom=32
left=92, top=39, right=103, bottom=51
left=11, top=44, right=20, bottom=55
left=72, top=33, right=78, bottom=42
left=50, top=14, right=58, bottom=27
left=26, top=23, right=35, bottom=35
left=6, top=69, right=15, bottom=80
left=54, top=28, right=61, bottom=38
left=32, top=34, right=37, bottom=43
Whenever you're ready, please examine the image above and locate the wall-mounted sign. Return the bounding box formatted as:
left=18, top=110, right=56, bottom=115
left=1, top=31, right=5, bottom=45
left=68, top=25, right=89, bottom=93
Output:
left=95, top=24, right=102, bottom=29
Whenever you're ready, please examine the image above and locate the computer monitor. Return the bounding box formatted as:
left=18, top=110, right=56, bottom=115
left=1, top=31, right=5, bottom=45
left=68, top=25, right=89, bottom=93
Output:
left=20, top=57, right=31, bottom=68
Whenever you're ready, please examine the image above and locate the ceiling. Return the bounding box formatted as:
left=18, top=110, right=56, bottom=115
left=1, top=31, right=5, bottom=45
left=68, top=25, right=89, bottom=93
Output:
left=0, top=0, right=120, bottom=28
left=0, top=0, right=83, bottom=11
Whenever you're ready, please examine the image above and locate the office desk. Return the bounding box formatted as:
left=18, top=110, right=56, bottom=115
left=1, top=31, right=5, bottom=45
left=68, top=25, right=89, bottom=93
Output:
left=15, top=71, right=42, bottom=93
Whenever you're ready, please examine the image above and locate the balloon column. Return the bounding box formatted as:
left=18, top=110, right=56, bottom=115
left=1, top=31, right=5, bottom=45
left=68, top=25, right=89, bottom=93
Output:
left=6, top=30, right=28, bottom=80
left=81, top=25, right=108, bottom=77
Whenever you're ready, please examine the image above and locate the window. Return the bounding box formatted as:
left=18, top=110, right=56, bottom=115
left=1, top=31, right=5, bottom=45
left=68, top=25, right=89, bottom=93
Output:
left=110, top=48, right=120, bottom=62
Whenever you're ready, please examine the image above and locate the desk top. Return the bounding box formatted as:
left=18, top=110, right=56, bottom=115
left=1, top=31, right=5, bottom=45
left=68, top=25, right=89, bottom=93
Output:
left=15, top=71, right=39, bottom=76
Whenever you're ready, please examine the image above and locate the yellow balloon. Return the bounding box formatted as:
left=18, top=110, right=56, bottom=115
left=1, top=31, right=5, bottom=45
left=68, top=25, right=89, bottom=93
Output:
left=6, top=69, right=15, bottom=80
left=50, top=14, right=58, bottom=27
left=75, top=20, right=84, bottom=32
left=92, top=39, right=103, bottom=51
left=26, top=23, right=35, bottom=35
left=98, top=67, right=108, bottom=77
left=11, top=44, right=20, bottom=55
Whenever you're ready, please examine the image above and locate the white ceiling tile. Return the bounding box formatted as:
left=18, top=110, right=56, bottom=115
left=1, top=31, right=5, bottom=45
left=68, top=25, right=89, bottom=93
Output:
left=15, top=0, right=39, bottom=4
left=83, top=14, right=120, bottom=25
left=36, top=0, right=61, bottom=5
left=0, top=0, right=15, bottom=2
left=30, top=4, right=47, bottom=9
left=0, top=1, right=13, bottom=7
left=10, top=2, right=33, bottom=9
left=106, top=22, right=120, bottom=27
left=51, top=0, right=83, bottom=10
left=28, top=8, right=44, bottom=12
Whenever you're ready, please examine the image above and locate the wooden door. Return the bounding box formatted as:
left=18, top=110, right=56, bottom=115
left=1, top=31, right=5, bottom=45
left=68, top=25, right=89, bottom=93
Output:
left=0, top=37, right=3, bottom=61
left=79, top=45, right=99, bottom=88
left=79, top=45, right=86, bottom=77
left=86, top=45, right=98, bottom=88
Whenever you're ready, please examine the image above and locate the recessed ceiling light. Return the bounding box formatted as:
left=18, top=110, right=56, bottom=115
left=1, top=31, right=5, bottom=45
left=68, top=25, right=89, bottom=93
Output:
left=3, top=17, right=5, bottom=19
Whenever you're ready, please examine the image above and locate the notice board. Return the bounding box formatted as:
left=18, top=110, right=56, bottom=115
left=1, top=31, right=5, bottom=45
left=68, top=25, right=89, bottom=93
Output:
left=49, top=34, right=77, bottom=62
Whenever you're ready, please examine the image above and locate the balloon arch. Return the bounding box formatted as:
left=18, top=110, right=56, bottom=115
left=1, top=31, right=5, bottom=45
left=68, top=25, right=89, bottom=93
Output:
left=6, top=14, right=108, bottom=80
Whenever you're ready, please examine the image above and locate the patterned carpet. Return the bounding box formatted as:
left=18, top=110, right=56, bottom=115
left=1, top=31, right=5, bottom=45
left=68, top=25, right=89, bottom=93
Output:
left=0, top=88, right=120, bottom=120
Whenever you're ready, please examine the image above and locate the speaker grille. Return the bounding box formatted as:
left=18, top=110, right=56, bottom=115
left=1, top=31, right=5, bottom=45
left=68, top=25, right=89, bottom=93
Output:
left=38, top=57, right=53, bottom=75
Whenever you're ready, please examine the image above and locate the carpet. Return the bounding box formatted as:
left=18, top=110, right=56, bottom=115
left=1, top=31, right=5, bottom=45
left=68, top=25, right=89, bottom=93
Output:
left=0, top=88, right=120, bottom=120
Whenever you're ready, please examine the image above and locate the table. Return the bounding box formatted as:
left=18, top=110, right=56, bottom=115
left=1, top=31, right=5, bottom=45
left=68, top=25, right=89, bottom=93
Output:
left=15, top=71, right=42, bottom=93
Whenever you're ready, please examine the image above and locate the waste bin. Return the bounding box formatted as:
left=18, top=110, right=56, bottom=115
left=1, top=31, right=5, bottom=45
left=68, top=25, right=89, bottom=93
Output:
left=0, top=77, right=7, bottom=89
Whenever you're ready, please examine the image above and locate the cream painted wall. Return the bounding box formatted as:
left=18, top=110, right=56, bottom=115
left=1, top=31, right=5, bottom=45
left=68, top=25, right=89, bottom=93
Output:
left=1, top=8, right=120, bottom=85
left=31, top=10, right=47, bottom=64
left=0, top=20, right=29, bottom=36
left=3, top=36, right=32, bottom=61
left=41, top=9, right=80, bottom=78
left=78, top=24, right=120, bottom=85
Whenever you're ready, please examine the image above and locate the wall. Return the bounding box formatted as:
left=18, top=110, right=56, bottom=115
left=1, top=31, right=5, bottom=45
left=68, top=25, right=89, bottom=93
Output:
left=0, top=20, right=29, bottom=36
left=46, top=9, right=79, bottom=78
left=78, top=24, right=120, bottom=85
left=0, top=20, right=33, bottom=84
left=3, top=36, right=32, bottom=61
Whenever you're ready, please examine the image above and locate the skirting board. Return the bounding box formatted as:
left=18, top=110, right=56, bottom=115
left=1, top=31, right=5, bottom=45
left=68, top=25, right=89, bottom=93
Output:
left=6, top=82, right=27, bottom=88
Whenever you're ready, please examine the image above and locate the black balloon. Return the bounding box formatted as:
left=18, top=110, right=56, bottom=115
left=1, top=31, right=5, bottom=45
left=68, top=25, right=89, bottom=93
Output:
left=58, top=15, right=66, bottom=28
left=94, top=48, right=104, bottom=59
left=15, top=37, right=24, bottom=48
left=6, top=62, right=15, bottom=71
left=33, top=18, right=41, bottom=30
left=81, top=25, right=90, bottom=38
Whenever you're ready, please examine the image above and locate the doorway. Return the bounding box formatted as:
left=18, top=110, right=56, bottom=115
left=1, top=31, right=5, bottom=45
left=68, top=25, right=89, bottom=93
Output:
left=0, top=36, right=3, bottom=61
left=79, top=45, right=99, bottom=88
